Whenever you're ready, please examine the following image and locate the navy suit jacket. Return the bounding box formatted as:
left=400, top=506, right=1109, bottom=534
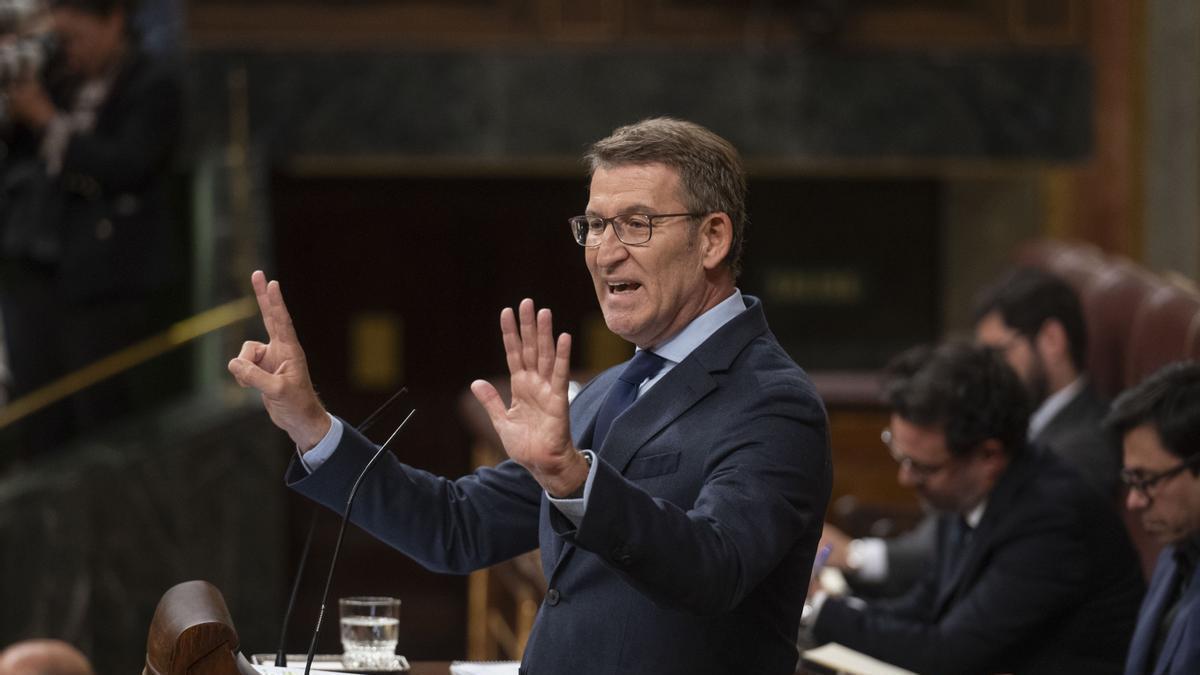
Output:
left=872, top=380, right=1120, bottom=596
left=287, top=296, right=832, bottom=675
left=1125, top=546, right=1200, bottom=675
left=815, top=448, right=1143, bottom=675
left=1036, top=381, right=1120, bottom=497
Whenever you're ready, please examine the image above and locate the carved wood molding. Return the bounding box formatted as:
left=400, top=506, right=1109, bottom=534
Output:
left=186, top=1, right=534, bottom=49
left=186, top=0, right=1087, bottom=50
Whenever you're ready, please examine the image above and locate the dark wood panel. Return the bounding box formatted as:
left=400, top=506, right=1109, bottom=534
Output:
left=739, top=177, right=941, bottom=370
left=828, top=407, right=917, bottom=510
left=269, top=173, right=594, bottom=659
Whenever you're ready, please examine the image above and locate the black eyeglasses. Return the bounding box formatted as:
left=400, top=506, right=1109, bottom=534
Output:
left=881, top=428, right=951, bottom=480
left=1121, top=454, right=1200, bottom=501
left=568, top=212, right=704, bottom=247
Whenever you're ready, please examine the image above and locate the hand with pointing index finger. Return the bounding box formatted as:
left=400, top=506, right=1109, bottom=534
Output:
left=227, top=270, right=330, bottom=451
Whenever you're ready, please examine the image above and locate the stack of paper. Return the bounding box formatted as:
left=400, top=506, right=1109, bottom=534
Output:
left=801, top=643, right=918, bottom=675
left=448, top=661, right=520, bottom=675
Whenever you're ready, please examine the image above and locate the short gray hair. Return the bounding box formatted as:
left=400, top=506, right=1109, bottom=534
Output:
left=585, top=117, right=747, bottom=277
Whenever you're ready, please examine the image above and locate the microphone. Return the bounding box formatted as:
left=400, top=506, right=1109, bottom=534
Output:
left=303, top=407, right=417, bottom=675
left=273, top=387, right=410, bottom=668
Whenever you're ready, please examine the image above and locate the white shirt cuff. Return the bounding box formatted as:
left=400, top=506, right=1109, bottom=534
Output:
left=546, top=450, right=598, bottom=527
left=296, top=413, right=343, bottom=473
left=847, top=537, right=889, bottom=582
left=38, top=113, right=71, bottom=176
left=805, top=589, right=869, bottom=633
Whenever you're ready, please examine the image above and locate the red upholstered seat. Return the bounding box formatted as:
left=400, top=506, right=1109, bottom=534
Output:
left=1125, top=280, right=1200, bottom=390
left=1081, top=262, right=1159, bottom=400
left=1016, top=239, right=1198, bottom=578
left=1016, top=239, right=1107, bottom=290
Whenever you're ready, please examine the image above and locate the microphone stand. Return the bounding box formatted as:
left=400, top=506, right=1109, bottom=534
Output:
left=304, top=408, right=416, bottom=675
left=273, top=387, right=409, bottom=668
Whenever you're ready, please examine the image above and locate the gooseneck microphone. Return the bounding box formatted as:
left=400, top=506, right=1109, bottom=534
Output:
left=303, top=407, right=417, bottom=675
left=273, top=387, right=410, bottom=669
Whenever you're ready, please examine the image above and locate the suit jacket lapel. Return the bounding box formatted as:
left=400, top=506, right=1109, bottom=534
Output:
left=570, top=372, right=612, bottom=452
left=1130, top=551, right=1179, bottom=674
left=545, top=296, right=768, bottom=577
left=934, top=517, right=987, bottom=615
left=1152, top=554, right=1200, bottom=675
left=1032, top=382, right=1101, bottom=447
left=546, top=368, right=714, bottom=579
left=597, top=357, right=715, bottom=473
left=935, top=518, right=969, bottom=613
left=591, top=295, right=767, bottom=473
left=546, top=370, right=619, bottom=574
left=934, top=452, right=1033, bottom=615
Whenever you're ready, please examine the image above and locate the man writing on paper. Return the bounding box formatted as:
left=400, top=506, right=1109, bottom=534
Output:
left=807, top=342, right=1142, bottom=674
left=821, top=267, right=1120, bottom=597
left=1108, top=363, right=1200, bottom=675
left=229, top=118, right=832, bottom=675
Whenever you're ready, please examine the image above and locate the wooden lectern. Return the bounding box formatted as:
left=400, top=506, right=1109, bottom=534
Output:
left=144, top=580, right=246, bottom=675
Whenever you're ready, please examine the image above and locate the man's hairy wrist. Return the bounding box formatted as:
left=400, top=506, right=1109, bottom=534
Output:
left=293, top=404, right=331, bottom=453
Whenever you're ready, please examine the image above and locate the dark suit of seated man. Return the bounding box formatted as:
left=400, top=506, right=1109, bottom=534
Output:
left=1108, top=363, right=1200, bottom=675
left=807, top=342, right=1143, bottom=675
left=822, top=268, right=1121, bottom=598
left=228, top=118, right=832, bottom=675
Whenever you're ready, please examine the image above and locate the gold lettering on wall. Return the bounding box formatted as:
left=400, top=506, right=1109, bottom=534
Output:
left=764, top=267, right=864, bottom=305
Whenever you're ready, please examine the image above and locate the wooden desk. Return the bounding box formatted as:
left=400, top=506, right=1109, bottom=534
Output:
left=410, top=662, right=812, bottom=674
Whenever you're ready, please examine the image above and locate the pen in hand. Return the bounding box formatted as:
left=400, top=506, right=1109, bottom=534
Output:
left=811, top=543, right=833, bottom=582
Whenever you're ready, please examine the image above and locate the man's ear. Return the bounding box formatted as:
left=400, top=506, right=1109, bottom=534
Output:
left=699, top=212, right=732, bottom=270
left=1036, top=319, right=1069, bottom=361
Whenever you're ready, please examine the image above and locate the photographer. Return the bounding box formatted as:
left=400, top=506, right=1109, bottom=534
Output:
left=0, top=0, right=181, bottom=455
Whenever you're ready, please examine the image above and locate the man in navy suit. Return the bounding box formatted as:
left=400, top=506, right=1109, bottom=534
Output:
left=1109, top=363, right=1200, bottom=675
left=228, top=118, right=832, bottom=675
left=822, top=267, right=1120, bottom=598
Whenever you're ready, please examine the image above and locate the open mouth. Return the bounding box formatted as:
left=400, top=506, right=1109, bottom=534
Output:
left=608, top=282, right=642, bottom=294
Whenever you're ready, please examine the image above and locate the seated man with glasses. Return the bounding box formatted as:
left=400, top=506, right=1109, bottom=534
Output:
left=805, top=342, right=1143, bottom=675
left=821, top=267, right=1119, bottom=600
left=1107, top=362, right=1200, bottom=675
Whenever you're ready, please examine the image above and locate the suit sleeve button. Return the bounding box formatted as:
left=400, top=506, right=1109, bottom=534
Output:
left=545, top=589, right=561, bottom=606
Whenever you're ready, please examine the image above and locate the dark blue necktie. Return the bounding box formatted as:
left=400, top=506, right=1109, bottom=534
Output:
left=942, top=517, right=974, bottom=586
left=591, top=350, right=666, bottom=452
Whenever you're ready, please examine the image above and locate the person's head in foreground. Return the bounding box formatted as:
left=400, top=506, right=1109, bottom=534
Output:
left=0, top=640, right=93, bottom=675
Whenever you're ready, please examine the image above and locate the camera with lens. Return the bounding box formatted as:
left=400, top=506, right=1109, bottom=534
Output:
left=0, top=0, right=54, bottom=87
left=0, top=33, right=54, bottom=86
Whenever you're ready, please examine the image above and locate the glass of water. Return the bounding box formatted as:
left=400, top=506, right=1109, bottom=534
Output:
left=339, top=596, right=400, bottom=669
